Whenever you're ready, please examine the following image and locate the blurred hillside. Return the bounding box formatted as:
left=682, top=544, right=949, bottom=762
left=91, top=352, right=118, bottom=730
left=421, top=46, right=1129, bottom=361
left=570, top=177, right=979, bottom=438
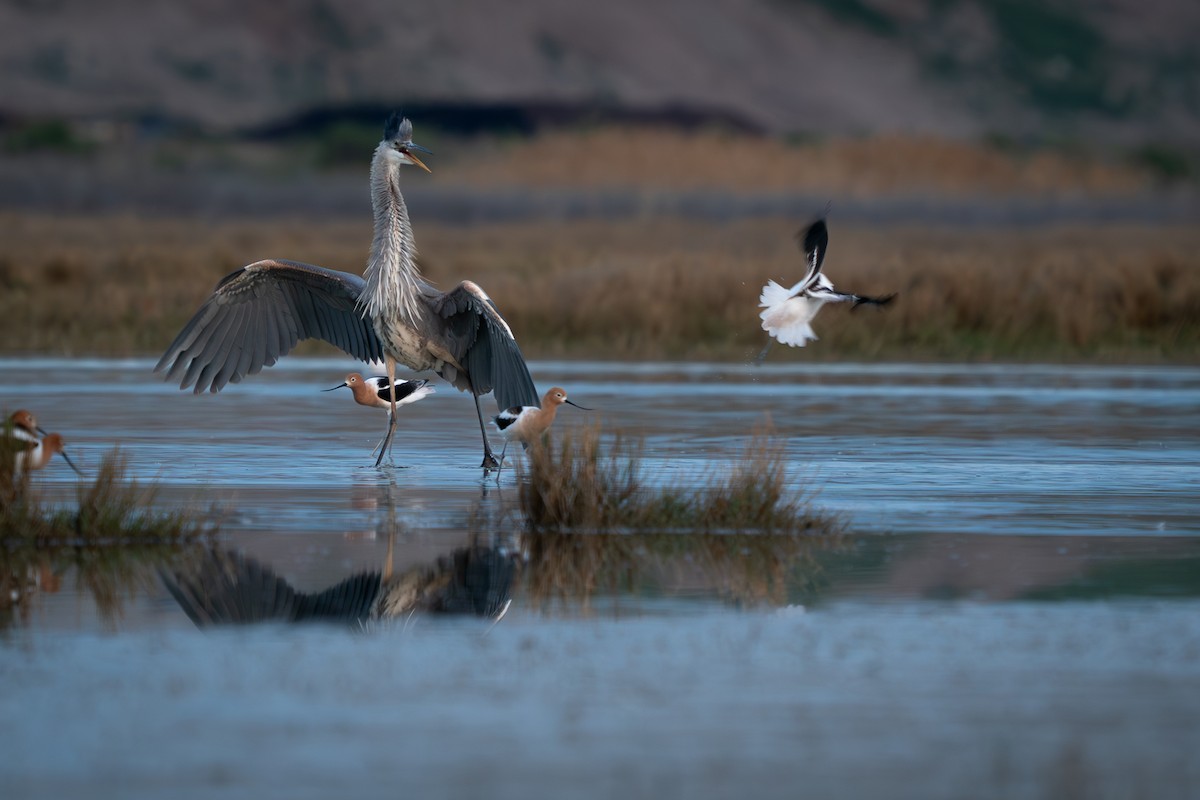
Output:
left=1, top=0, right=1197, bottom=146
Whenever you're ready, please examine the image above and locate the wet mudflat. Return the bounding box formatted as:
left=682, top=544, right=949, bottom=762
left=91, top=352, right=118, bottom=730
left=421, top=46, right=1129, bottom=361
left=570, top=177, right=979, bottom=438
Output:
left=2, top=358, right=1199, bottom=799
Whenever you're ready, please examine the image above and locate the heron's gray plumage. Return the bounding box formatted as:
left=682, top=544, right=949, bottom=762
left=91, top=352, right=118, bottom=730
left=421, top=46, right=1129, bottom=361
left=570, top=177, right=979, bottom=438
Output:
left=434, top=281, right=534, bottom=411
left=156, top=259, right=384, bottom=393
left=362, top=140, right=424, bottom=326
left=155, top=115, right=537, bottom=465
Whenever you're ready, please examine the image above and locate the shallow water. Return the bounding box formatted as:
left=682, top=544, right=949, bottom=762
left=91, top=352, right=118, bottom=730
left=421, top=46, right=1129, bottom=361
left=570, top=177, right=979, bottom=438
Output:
left=3, top=358, right=1199, bottom=798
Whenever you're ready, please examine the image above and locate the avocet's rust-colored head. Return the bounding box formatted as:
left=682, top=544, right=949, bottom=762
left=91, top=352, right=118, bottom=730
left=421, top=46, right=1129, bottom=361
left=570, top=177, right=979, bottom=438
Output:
left=542, top=387, right=592, bottom=411
left=323, top=373, right=366, bottom=392
left=8, top=409, right=42, bottom=436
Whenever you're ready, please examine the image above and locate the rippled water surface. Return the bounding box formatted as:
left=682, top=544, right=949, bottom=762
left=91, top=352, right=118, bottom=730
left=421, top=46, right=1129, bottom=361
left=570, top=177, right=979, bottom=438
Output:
left=3, top=358, right=1199, bottom=799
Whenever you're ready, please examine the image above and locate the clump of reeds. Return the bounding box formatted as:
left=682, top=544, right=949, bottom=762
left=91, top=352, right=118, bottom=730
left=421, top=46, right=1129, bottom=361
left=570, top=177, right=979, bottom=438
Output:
left=1, top=448, right=213, bottom=546
left=516, top=424, right=838, bottom=534
left=1, top=449, right=215, bottom=628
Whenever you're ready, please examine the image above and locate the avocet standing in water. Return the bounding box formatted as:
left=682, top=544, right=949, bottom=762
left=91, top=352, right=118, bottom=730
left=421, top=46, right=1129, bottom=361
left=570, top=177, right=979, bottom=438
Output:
left=4, top=410, right=81, bottom=476
left=324, top=373, right=435, bottom=461
left=756, top=218, right=895, bottom=363
left=492, top=387, right=590, bottom=477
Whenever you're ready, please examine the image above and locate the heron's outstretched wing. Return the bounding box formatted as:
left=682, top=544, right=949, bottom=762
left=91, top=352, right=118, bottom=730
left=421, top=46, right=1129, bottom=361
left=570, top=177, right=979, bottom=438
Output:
left=787, top=218, right=830, bottom=296
left=156, top=259, right=385, bottom=394
left=434, top=280, right=539, bottom=410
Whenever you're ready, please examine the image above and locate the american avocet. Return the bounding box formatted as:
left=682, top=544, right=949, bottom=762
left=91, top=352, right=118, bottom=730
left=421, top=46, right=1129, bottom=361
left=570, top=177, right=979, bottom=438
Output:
left=155, top=114, right=539, bottom=470
left=324, top=373, right=436, bottom=460
left=7, top=409, right=44, bottom=443
left=756, top=217, right=895, bottom=363
left=5, top=410, right=81, bottom=476
left=492, top=387, right=591, bottom=476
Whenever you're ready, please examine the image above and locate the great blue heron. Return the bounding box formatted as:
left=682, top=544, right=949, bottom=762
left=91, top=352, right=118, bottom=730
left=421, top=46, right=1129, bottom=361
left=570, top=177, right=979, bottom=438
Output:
left=755, top=217, right=895, bottom=363
left=323, top=373, right=436, bottom=459
left=491, top=386, right=590, bottom=477
left=155, top=114, right=539, bottom=468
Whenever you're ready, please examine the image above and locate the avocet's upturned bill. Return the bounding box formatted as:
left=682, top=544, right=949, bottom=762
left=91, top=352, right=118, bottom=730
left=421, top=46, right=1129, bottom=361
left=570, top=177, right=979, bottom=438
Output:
left=757, top=218, right=895, bottom=359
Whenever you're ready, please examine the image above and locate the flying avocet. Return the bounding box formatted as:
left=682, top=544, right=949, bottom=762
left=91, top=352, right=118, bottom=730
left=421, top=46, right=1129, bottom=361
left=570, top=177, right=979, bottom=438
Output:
left=756, top=217, right=895, bottom=363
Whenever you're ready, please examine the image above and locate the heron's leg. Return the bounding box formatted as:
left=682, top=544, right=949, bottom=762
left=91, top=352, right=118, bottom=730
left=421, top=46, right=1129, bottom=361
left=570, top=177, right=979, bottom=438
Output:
left=375, top=356, right=399, bottom=467
left=386, top=417, right=399, bottom=464
left=753, top=338, right=774, bottom=366
left=375, top=419, right=395, bottom=467
left=464, top=373, right=499, bottom=469
left=472, top=391, right=500, bottom=469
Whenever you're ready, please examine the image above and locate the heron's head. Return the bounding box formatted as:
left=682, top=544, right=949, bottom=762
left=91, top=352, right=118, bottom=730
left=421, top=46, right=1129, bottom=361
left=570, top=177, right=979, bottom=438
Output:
left=382, top=113, right=432, bottom=173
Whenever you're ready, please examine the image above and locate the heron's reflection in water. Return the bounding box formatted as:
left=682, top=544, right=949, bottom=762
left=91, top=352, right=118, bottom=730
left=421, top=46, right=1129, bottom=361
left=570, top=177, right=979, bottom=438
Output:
left=162, top=475, right=520, bottom=627
left=162, top=471, right=832, bottom=625
left=162, top=542, right=517, bottom=627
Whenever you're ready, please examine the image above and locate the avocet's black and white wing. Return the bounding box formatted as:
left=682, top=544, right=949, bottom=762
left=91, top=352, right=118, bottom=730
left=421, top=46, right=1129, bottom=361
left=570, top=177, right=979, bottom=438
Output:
left=434, top=280, right=539, bottom=411
left=806, top=274, right=898, bottom=309
left=367, top=377, right=437, bottom=406
left=757, top=219, right=831, bottom=349
left=791, top=218, right=829, bottom=295
left=491, top=405, right=533, bottom=434
left=156, top=259, right=385, bottom=394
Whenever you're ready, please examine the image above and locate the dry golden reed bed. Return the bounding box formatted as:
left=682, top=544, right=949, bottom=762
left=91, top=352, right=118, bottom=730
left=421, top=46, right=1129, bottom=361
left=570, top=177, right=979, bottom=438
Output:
left=2, top=128, right=1193, bottom=361
left=1, top=212, right=1197, bottom=362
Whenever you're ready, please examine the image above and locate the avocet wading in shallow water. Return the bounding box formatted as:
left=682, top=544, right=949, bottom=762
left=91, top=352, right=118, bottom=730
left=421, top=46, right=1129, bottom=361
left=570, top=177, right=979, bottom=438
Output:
left=155, top=114, right=539, bottom=469
left=4, top=410, right=82, bottom=476
left=323, top=373, right=435, bottom=461
left=492, top=387, right=591, bottom=478
left=756, top=217, right=895, bottom=363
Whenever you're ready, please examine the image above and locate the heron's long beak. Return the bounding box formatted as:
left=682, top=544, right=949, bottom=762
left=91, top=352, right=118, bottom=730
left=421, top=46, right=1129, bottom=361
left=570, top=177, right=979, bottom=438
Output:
left=37, top=425, right=49, bottom=436
left=404, top=143, right=433, bottom=173
left=323, top=383, right=349, bottom=392
left=565, top=400, right=593, bottom=411
left=59, top=450, right=82, bottom=476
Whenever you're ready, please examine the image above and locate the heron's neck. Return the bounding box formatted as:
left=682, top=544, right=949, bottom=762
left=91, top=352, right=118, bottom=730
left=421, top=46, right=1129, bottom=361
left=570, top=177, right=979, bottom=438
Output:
left=363, top=145, right=423, bottom=324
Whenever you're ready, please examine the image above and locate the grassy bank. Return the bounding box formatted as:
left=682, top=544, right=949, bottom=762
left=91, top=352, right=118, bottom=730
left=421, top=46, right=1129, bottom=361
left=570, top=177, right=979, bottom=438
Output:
left=1, top=213, right=1197, bottom=362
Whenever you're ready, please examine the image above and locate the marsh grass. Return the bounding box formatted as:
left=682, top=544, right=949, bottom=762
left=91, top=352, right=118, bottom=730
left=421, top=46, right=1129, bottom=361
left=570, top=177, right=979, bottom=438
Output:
left=2, top=213, right=1198, bottom=362
left=1, top=449, right=210, bottom=546
left=513, top=425, right=838, bottom=608
left=516, top=424, right=839, bottom=534
left=1, top=447, right=215, bottom=627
